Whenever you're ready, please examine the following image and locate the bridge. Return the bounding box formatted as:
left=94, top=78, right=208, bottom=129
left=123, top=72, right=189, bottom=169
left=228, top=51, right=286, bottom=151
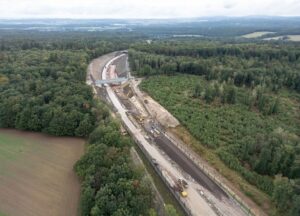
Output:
left=95, top=77, right=128, bottom=86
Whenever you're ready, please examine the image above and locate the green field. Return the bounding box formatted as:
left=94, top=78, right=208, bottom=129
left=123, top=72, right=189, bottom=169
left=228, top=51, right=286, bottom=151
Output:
left=0, top=131, right=36, bottom=156
left=0, top=132, right=23, bottom=161
left=0, top=131, right=34, bottom=174
left=242, top=31, right=274, bottom=38
left=264, top=35, right=300, bottom=41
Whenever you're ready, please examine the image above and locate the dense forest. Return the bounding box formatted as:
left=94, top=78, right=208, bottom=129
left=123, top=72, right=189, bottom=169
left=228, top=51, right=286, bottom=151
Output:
left=1, top=27, right=300, bottom=215
left=129, top=41, right=300, bottom=93
left=0, top=32, right=156, bottom=215
left=129, top=40, right=300, bottom=215
left=75, top=111, right=154, bottom=215
left=0, top=32, right=133, bottom=136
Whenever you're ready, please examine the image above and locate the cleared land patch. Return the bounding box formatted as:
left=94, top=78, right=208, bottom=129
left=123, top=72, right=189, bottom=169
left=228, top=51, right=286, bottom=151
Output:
left=241, top=31, right=274, bottom=38
left=0, top=129, right=85, bottom=216
left=140, top=74, right=300, bottom=215
left=264, top=35, right=300, bottom=41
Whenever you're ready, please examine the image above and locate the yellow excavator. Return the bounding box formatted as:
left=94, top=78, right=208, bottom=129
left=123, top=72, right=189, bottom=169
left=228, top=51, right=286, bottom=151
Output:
left=176, top=178, right=188, bottom=197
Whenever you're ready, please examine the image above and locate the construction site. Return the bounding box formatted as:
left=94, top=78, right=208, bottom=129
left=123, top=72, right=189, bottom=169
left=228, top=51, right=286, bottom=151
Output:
left=86, top=51, right=254, bottom=216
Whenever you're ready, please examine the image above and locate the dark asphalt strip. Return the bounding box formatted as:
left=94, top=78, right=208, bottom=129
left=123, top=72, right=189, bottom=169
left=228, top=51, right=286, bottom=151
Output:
left=154, top=135, right=228, bottom=200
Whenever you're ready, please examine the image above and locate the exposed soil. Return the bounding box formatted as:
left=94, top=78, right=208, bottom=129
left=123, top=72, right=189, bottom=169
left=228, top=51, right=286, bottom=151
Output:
left=131, top=79, right=180, bottom=128
left=87, top=52, right=117, bottom=82
left=0, top=129, right=85, bottom=216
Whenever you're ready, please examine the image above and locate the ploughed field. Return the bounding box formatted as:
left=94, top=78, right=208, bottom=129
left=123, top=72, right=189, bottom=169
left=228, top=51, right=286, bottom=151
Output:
left=0, top=129, right=85, bottom=216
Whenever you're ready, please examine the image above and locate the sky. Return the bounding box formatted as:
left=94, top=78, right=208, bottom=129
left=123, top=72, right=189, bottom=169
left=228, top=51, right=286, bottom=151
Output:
left=0, top=0, right=299, bottom=19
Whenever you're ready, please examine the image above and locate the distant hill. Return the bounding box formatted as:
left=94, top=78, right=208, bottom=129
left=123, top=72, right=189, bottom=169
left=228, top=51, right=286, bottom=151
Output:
left=0, top=17, right=300, bottom=38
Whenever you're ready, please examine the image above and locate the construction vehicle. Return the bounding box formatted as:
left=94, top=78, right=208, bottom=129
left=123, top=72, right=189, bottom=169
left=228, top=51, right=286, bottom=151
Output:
left=138, top=116, right=144, bottom=123
left=153, top=128, right=160, bottom=135
left=175, top=181, right=188, bottom=198
left=178, top=178, right=188, bottom=189
left=176, top=178, right=189, bottom=197
left=162, top=169, right=189, bottom=198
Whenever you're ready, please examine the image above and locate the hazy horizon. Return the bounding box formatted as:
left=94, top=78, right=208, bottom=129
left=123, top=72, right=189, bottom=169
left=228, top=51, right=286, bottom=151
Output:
left=0, top=0, right=299, bottom=19
left=1, top=15, right=300, bottom=21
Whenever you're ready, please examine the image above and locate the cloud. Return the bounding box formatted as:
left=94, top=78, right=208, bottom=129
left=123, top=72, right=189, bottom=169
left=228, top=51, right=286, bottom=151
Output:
left=0, top=0, right=298, bottom=19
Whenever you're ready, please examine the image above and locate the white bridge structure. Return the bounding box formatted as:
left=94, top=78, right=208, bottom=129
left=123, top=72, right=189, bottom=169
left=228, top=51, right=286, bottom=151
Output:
left=95, top=77, right=128, bottom=86
left=95, top=56, right=130, bottom=86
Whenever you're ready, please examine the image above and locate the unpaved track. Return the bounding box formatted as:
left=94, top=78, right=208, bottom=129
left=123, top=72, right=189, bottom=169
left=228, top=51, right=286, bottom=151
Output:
left=0, top=129, right=84, bottom=216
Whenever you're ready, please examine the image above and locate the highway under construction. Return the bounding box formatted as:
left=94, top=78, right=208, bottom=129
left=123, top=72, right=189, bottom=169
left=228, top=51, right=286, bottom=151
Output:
left=86, top=51, right=253, bottom=216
